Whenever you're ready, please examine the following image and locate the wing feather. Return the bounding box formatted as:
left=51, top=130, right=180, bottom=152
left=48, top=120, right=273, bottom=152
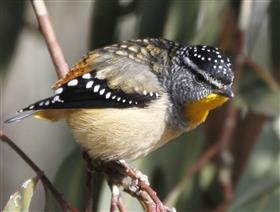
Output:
left=6, top=39, right=171, bottom=123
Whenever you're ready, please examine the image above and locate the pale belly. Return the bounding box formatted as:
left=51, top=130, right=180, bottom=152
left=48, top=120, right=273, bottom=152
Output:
left=67, top=98, right=180, bottom=161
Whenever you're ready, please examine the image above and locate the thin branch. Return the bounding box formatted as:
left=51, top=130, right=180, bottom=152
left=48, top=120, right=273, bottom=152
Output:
left=216, top=105, right=236, bottom=211
left=0, top=130, right=78, bottom=212
left=116, top=197, right=126, bottom=212
left=244, top=57, right=280, bottom=91
left=213, top=3, right=247, bottom=210
left=30, top=0, right=69, bottom=78
left=83, top=152, right=94, bottom=212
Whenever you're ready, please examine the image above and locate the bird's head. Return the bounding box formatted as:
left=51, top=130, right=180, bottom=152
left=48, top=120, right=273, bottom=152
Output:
left=167, top=45, right=234, bottom=129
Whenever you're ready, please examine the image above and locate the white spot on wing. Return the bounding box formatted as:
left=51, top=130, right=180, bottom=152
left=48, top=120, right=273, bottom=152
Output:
left=82, top=73, right=91, bottom=79
left=105, top=92, right=111, bottom=99
left=52, top=95, right=64, bottom=103
left=67, top=79, right=78, bottom=86
left=55, top=88, right=63, bottom=94
left=93, top=85, right=100, bottom=93
left=99, top=88, right=105, bottom=95
left=86, top=81, right=94, bottom=89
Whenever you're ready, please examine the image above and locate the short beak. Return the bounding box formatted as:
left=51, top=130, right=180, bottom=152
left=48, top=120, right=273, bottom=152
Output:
left=215, top=87, right=234, bottom=98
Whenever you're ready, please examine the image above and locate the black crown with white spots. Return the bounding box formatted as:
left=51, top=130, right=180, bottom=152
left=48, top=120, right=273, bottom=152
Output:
left=176, top=45, right=234, bottom=88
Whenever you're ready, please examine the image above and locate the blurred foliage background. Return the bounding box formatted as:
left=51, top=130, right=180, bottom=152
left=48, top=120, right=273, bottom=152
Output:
left=1, top=0, right=279, bottom=211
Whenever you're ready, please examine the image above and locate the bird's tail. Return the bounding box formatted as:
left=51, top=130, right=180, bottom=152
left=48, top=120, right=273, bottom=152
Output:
left=4, top=111, right=38, bottom=123
left=5, top=109, right=70, bottom=124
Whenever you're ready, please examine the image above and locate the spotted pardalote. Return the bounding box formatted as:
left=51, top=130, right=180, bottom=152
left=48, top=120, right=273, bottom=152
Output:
left=5, top=38, right=234, bottom=161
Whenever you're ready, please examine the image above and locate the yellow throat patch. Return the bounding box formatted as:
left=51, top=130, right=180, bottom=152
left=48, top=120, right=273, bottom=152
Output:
left=185, top=93, right=228, bottom=130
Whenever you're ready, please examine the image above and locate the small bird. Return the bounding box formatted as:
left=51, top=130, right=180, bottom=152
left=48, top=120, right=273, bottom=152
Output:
left=5, top=38, right=234, bottom=162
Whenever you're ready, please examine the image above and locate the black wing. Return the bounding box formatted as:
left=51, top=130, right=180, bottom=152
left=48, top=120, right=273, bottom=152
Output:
left=19, top=71, right=161, bottom=112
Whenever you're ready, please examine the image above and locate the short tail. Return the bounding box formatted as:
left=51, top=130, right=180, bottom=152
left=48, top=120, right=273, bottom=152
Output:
left=4, top=111, right=38, bottom=124
left=4, top=94, right=67, bottom=124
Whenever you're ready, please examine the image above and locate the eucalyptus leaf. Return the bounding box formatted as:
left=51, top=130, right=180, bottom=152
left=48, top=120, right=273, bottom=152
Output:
left=45, top=148, right=86, bottom=211
left=231, top=122, right=280, bottom=211
left=3, top=177, right=38, bottom=212
left=0, top=1, right=25, bottom=71
left=238, top=86, right=280, bottom=117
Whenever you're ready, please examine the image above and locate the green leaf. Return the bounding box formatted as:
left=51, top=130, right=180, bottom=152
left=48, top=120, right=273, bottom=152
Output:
left=45, top=148, right=86, bottom=211
left=236, top=88, right=280, bottom=117
left=137, top=0, right=171, bottom=37
left=90, top=0, right=121, bottom=49
left=3, top=177, right=38, bottom=212
left=0, top=1, right=26, bottom=71
left=45, top=148, right=104, bottom=211
left=230, top=122, right=280, bottom=211
left=164, top=0, right=201, bottom=42
left=238, top=61, right=280, bottom=117
left=269, top=0, right=280, bottom=71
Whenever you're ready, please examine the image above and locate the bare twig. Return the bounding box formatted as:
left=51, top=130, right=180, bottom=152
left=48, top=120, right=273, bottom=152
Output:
left=0, top=130, right=78, bottom=212
left=244, top=57, right=280, bottom=91
left=116, top=196, right=126, bottom=212
left=214, top=103, right=237, bottom=211
left=30, top=0, right=69, bottom=78
left=83, top=152, right=94, bottom=212
left=213, top=3, right=247, bottom=210
left=108, top=184, right=127, bottom=212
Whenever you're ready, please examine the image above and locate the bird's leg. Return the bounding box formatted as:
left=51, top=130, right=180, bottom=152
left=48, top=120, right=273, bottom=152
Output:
left=83, top=151, right=94, bottom=212
left=102, top=162, right=127, bottom=212
left=109, top=184, right=121, bottom=212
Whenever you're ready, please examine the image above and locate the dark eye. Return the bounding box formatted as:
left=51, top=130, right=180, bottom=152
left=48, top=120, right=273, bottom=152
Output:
left=195, top=74, right=205, bottom=83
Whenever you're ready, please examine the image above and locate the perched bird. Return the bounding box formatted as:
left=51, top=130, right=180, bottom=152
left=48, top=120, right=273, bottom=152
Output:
left=5, top=38, right=234, bottom=162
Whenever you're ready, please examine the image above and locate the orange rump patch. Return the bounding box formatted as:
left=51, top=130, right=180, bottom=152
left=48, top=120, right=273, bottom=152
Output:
left=52, top=52, right=100, bottom=89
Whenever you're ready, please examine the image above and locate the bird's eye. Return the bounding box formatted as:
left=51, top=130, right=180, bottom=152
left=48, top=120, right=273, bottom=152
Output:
left=195, top=74, right=205, bottom=83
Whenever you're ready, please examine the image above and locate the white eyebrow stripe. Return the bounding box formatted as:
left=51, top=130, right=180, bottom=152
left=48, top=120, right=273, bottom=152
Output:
left=183, top=56, right=224, bottom=89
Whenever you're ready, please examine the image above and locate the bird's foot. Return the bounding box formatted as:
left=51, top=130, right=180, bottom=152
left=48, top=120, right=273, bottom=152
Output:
left=116, top=160, right=174, bottom=212
left=109, top=184, right=126, bottom=212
